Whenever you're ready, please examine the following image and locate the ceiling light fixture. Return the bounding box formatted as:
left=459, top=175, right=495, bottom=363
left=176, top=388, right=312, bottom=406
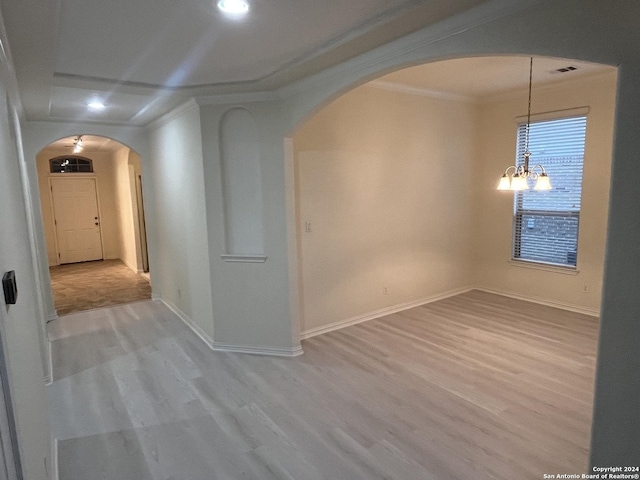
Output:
left=217, top=0, right=249, bottom=16
left=497, top=57, right=551, bottom=191
left=87, top=100, right=106, bottom=111
left=73, top=136, right=83, bottom=154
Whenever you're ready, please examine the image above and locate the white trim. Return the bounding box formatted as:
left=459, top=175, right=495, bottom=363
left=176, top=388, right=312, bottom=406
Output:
left=146, top=98, right=199, bottom=131
left=120, top=257, right=139, bottom=274
left=50, top=437, right=58, bottom=480
left=220, top=254, right=267, bottom=263
left=44, top=341, right=53, bottom=385
left=300, top=286, right=473, bottom=339
left=483, top=69, right=617, bottom=104
left=210, top=343, right=303, bottom=357
left=476, top=287, right=600, bottom=317
left=508, top=259, right=579, bottom=275
left=157, top=297, right=216, bottom=349
left=366, top=80, right=477, bottom=103
left=300, top=286, right=599, bottom=341
left=47, top=176, right=61, bottom=266
left=157, top=297, right=303, bottom=357
left=195, top=92, right=278, bottom=105
left=47, top=312, right=58, bottom=323
left=514, top=106, right=590, bottom=124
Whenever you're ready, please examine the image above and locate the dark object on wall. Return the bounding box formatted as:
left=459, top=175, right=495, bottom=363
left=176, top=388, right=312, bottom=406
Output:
left=2, top=271, right=17, bottom=305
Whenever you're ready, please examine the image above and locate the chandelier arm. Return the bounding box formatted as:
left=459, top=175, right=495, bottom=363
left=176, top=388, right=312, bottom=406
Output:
left=529, top=164, right=547, bottom=177
left=502, top=165, right=517, bottom=176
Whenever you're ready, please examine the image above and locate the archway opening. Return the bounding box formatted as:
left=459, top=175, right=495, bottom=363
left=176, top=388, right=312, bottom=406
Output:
left=35, top=135, right=151, bottom=316
left=289, top=55, right=617, bottom=476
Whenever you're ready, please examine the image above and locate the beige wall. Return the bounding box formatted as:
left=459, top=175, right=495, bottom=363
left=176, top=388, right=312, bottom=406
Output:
left=294, top=85, right=477, bottom=334
left=474, top=72, right=616, bottom=314
left=294, top=71, right=615, bottom=335
left=113, top=146, right=141, bottom=272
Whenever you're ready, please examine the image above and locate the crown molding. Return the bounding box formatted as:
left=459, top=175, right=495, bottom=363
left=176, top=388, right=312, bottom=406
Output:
left=146, top=98, right=199, bottom=131
left=195, top=91, right=279, bottom=106
left=480, top=69, right=617, bottom=104
left=278, top=0, right=545, bottom=99
left=366, top=79, right=477, bottom=103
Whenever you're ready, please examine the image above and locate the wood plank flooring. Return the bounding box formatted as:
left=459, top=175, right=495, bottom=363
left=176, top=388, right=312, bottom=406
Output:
left=46, top=290, right=599, bottom=479
left=49, top=259, right=151, bottom=316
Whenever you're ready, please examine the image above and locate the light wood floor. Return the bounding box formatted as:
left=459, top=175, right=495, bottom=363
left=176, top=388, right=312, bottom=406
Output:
left=49, top=259, right=151, bottom=316
left=46, top=290, right=598, bottom=479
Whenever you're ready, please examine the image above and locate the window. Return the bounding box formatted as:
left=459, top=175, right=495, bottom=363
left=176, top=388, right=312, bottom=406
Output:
left=512, top=115, right=587, bottom=267
left=49, top=156, right=93, bottom=173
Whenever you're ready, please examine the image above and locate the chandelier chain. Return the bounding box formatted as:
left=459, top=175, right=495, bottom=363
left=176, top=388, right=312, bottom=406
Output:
left=525, top=57, right=533, bottom=156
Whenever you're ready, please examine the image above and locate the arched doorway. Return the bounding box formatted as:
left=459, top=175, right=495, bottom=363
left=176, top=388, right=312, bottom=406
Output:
left=292, top=55, right=615, bottom=335
left=35, top=135, right=151, bottom=315
left=288, top=55, right=617, bottom=475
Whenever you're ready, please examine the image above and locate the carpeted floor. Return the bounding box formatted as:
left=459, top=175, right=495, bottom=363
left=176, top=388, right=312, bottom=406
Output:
left=49, top=259, right=151, bottom=316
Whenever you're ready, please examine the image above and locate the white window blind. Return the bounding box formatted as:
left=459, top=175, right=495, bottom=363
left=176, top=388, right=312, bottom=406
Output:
left=513, top=115, right=587, bottom=267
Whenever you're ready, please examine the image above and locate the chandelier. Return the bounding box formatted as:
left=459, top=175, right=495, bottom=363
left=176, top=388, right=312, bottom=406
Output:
left=497, top=58, right=551, bottom=191
left=73, top=135, right=83, bottom=154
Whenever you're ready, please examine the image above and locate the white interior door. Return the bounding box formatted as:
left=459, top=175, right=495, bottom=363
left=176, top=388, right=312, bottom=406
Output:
left=51, top=177, right=103, bottom=264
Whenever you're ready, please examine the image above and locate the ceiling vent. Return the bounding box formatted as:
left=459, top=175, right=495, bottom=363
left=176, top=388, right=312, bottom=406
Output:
left=550, top=65, right=578, bottom=74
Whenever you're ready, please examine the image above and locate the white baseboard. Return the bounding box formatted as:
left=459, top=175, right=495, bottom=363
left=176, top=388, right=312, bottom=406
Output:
left=475, top=287, right=600, bottom=317
left=120, top=258, right=139, bottom=274
left=158, top=298, right=215, bottom=348
left=300, top=286, right=474, bottom=340
left=210, top=343, right=303, bottom=357
left=158, top=298, right=303, bottom=357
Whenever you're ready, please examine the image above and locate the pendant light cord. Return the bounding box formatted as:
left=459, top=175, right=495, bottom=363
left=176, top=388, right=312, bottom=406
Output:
left=525, top=57, right=533, bottom=156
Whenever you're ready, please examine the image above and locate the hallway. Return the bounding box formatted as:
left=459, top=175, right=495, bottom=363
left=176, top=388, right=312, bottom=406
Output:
left=46, top=291, right=597, bottom=479
left=49, top=260, right=151, bottom=316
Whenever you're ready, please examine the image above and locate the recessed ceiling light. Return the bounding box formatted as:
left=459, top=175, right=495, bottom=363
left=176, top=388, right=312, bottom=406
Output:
left=87, top=101, right=106, bottom=111
left=217, top=0, right=249, bottom=16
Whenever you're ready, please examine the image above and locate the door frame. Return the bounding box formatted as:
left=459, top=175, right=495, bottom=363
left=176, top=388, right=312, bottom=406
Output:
left=0, top=309, right=23, bottom=480
left=135, top=173, right=149, bottom=273
left=48, top=175, right=105, bottom=266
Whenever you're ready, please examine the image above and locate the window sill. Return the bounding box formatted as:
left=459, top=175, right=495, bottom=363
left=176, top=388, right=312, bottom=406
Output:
left=221, top=254, right=267, bottom=263
left=508, top=259, right=579, bottom=275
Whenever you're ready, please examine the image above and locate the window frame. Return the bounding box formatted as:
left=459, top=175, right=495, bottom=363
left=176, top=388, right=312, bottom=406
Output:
left=49, top=155, right=94, bottom=174
left=510, top=114, right=587, bottom=270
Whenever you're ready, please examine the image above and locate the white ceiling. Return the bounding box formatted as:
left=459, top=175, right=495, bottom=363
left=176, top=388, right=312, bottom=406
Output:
left=54, top=0, right=423, bottom=88
left=0, top=0, right=493, bottom=125
left=374, top=56, right=615, bottom=100
left=0, top=0, right=616, bottom=128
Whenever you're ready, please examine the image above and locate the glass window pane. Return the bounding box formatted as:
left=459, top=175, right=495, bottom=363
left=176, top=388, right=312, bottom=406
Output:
left=512, top=116, right=586, bottom=267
